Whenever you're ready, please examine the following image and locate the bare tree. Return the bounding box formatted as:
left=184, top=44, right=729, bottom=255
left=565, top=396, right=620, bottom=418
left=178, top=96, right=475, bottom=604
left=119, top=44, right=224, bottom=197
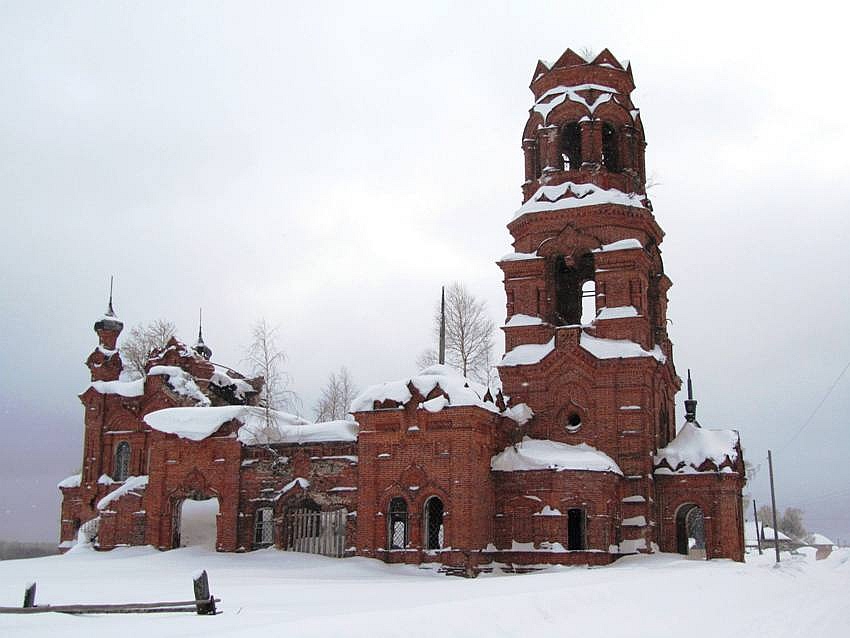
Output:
left=314, top=366, right=358, bottom=422
left=120, top=319, right=176, bottom=379
left=244, top=319, right=298, bottom=416
left=422, top=282, right=495, bottom=383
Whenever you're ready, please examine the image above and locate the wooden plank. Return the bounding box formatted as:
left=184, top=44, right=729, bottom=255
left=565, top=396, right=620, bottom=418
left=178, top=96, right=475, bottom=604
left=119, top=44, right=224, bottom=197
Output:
left=193, top=570, right=216, bottom=615
left=0, top=599, right=221, bottom=615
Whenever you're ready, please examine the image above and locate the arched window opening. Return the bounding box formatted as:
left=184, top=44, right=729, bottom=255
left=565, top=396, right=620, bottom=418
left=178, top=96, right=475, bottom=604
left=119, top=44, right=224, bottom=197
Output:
left=581, top=280, right=596, bottom=324
left=114, top=441, right=130, bottom=482
left=566, top=412, right=582, bottom=432
left=424, top=497, right=445, bottom=550
left=553, top=253, right=595, bottom=326
left=676, top=504, right=706, bottom=558
left=561, top=122, right=582, bottom=170
left=567, top=508, right=587, bottom=550
left=388, top=497, right=408, bottom=550
left=602, top=123, right=620, bottom=172
left=254, top=507, right=274, bottom=546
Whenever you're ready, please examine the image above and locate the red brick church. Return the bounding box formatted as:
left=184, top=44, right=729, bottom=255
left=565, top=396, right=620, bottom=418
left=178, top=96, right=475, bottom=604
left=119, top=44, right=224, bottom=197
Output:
left=59, top=48, right=746, bottom=570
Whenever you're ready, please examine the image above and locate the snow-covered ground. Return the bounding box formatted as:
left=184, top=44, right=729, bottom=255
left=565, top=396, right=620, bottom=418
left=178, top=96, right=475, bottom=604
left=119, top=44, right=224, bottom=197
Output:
left=1, top=546, right=848, bottom=637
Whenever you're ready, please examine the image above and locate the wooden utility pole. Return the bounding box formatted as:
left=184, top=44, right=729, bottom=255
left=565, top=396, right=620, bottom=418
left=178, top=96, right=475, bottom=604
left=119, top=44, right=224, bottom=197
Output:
left=768, top=450, right=780, bottom=563
left=753, top=499, right=762, bottom=555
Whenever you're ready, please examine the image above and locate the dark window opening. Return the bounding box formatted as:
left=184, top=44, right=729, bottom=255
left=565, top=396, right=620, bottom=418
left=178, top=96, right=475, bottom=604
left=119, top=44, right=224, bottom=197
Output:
left=114, top=441, right=130, bottom=482
left=602, top=123, right=620, bottom=172
left=567, top=413, right=582, bottom=429
left=424, top=497, right=445, bottom=550
left=554, top=253, right=595, bottom=325
left=388, top=497, right=408, bottom=549
left=254, top=507, right=274, bottom=546
left=676, top=504, right=706, bottom=556
left=567, top=508, right=586, bottom=550
left=658, top=408, right=669, bottom=448
left=561, top=122, right=582, bottom=170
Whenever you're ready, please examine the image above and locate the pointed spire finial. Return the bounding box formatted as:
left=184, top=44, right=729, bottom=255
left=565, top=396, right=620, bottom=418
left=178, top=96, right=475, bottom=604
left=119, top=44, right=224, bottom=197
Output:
left=194, top=307, right=212, bottom=360
left=438, top=286, right=446, bottom=365
left=106, top=275, right=115, bottom=317
left=684, top=368, right=699, bottom=425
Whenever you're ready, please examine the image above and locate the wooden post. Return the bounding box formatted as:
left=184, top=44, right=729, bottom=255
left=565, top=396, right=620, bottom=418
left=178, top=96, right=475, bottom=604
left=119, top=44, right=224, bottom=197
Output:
left=193, top=570, right=216, bottom=615
left=752, top=499, right=762, bottom=555
left=23, top=583, right=36, bottom=608
left=768, top=450, right=780, bottom=563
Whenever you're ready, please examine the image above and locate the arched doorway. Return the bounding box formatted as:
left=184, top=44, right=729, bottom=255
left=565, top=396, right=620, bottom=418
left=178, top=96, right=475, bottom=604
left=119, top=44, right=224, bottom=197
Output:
left=173, top=493, right=219, bottom=548
left=423, top=496, right=444, bottom=550
left=676, top=503, right=706, bottom=559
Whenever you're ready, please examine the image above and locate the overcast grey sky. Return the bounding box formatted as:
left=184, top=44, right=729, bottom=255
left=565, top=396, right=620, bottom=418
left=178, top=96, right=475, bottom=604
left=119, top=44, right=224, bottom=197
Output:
left=1, top=1, right=848, bottom=543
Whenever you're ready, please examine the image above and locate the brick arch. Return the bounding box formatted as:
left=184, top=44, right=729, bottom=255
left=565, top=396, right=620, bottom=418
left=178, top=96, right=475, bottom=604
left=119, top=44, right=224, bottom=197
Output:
left=592, top=100, right=634, bottom=127
left=536, top=224, right=603, bottom=260
left=545, top=99, right=593, bottom=128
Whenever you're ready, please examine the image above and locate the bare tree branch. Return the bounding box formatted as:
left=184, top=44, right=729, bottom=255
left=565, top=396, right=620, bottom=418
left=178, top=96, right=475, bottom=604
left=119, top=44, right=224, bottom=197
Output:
left=119, top=319, right=176, bottom=379
left=423, top=282, right=495, bottom=384
left=314, top=366, right=358, bottom=422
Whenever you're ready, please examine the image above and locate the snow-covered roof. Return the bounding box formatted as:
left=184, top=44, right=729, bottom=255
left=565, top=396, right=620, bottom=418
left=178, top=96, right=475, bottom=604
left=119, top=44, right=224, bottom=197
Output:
left=88, top=378, right=144, bottom=397
left=580, top=332, right=666, bottom=363
left=143, top=405, right=358, bottom=445
left=351, top=364, right=495, bottom=414
left=491, top=437, right=622, bottom=475
left=654, top=422, right=739, bottom=474
left=810, top=533, right=834, bottom=546
left=513, top=182, right=645, bottom=221
left=149, top=365, right=211, bottom=406
left=210, top=368, right=256, bottom=401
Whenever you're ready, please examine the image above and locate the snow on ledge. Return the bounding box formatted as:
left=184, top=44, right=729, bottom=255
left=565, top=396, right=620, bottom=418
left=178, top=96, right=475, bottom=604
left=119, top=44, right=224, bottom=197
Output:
left=595, top=305, right=639, bottom=320
left=97, top=475, right=149, bottom=510
left=500, top=251, right=541, bottom=262
left=491, top=436, right=622, bottom=475
left=501, top=338, right=555, bottom=366
left=580, top=333, right=666, bottom=363
left=89, top=378, right=144, bottom=397
left=591, top=238, right=643, bottom=253
left=513, top=183, right=645, bottom=221
left=57, top=474, right=81, bottom=489
left=504, top=314, right=545, bottom=328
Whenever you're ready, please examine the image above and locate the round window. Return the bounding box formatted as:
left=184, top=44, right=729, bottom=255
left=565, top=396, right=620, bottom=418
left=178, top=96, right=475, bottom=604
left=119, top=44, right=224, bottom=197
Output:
left=566, top=413, right=582, bottom=432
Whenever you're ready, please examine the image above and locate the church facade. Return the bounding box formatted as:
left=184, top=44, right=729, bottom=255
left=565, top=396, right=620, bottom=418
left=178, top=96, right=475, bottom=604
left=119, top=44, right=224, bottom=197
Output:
left=59, top=48, right=746, bottom=570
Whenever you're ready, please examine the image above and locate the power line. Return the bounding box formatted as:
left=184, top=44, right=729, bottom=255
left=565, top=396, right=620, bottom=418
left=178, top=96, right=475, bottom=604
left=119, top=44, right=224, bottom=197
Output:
left=779, top=358, right=850, bottom=450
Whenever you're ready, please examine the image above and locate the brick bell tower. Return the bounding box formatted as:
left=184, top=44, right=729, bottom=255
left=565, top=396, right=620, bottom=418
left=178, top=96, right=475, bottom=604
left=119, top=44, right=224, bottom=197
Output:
left=497, top=48, right=680, bottom=553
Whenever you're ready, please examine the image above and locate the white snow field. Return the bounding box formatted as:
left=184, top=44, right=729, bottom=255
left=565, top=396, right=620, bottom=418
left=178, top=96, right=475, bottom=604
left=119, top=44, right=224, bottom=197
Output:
left=1, top=546, right=848, bottom=637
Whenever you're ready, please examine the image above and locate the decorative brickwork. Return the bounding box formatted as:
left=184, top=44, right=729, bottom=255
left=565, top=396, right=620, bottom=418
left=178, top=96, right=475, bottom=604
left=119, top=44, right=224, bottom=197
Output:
left=59, top=47, right=745, bottom=568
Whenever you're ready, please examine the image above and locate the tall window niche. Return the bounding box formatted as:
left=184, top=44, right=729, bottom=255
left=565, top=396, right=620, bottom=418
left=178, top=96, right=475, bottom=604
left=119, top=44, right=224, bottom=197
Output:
left=602, top=122, right=620, bottom=172
left=553, top=252, right=595, bottom=326
left=561, top=122, right=582, bottom=170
